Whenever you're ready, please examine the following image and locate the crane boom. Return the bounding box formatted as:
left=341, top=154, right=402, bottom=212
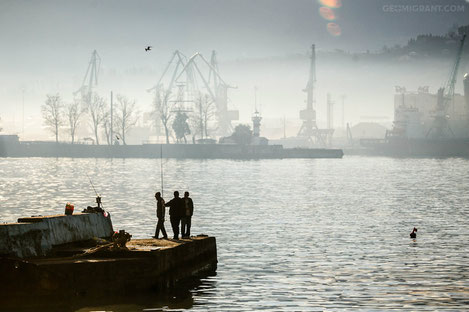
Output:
left=426, top=34, right=466, bottom=138
left=445, top=34, right=466, bottom=100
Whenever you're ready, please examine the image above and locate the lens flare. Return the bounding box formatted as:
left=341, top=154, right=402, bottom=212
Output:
left=327, top=23, right=341, bottom=36
left=319, top=0, right=342, bottom=9
left=319, top=6, right=336, bottom=21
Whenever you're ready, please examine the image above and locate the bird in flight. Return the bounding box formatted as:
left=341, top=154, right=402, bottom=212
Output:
left=145, top=46, right=152, bottom=52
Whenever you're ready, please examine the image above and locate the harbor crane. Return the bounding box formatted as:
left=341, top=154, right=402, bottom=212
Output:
left=297, top=44, right=333, bottom=146
left=74, top=50, right=101, bottom=99
left=149, top=50, right=238, bottom=137
left=427, top=34, right=466, bottom=138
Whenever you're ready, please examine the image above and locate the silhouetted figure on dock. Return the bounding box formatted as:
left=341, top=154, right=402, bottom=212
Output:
left=153, top=192, right=167, bottom=239
left=165, top=191, right=184, bottom=239
left=83, top=196, right=104, bottom=213
left=181, top=191, right=194, bottom=238
left=410, top=227, right=417, bottom=239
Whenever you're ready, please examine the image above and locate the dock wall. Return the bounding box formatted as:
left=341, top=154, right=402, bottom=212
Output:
left=0, top=213, right=113, bottom=258
left=0, top=237, right=217, bottom=310
left=0, top=141, right=343, bottom=159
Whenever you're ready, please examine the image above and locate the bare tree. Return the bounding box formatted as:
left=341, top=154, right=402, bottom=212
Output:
left=191, top=93, right=216, bottom=141
left=188, top=111, right=202, bottom=143
left=200, top=94, right=216, bottom=138
left=41, top=94, right=64, bottom=143
left=115, top=94, right=138, bottom=145
left=86, top=93, right=106, bottom=145
left=102, top=105, right=113, bottom=145
left=153, top=87, right=173, bottom=144
left=65, top=99, right=84, bottom=144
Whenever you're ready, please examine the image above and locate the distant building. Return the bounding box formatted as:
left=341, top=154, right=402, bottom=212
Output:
left=392, top=89, right=468, bottom=138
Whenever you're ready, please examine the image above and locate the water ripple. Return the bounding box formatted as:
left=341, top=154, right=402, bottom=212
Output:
left=0, top=157, right=468, bottom=310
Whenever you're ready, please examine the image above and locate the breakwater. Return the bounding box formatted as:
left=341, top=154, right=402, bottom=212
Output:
left=0, top=137, right=343, bottom=159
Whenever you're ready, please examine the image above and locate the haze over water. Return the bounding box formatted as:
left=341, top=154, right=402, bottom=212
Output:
left=1, top=156, right=468, bottom=311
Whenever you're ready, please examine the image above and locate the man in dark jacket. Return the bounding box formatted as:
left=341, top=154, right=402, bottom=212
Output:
left=181, top=191, right=194, bottom=238
left=153, top=192, right=167, bottom=239
left=165, top=191, right=184, bottom=239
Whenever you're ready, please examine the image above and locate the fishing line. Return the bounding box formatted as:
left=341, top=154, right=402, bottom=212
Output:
left=85, top=172, right=99, bottom=197
left=85, top=171, right=104, bottom=210
left=160, top=144, right=164, bottom=197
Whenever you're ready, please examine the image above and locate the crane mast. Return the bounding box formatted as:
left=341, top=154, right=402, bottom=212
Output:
left=445, top=34, right=466, bottom=101
left=74, top=50, right=101, bottom=98
left=297, top=44, right=333, bottom=146
left=427, top=34, right=466, bottom=138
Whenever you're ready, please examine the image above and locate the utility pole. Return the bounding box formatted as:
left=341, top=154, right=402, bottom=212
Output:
left=327, top=93, right=334, bottom=146
left=110, top=91, right=113, bottom=145
left=327, top=93, right=334, bottom=130
left=22, top=88, right=25, bottom=136
left=341, top=94, right=346, bottom=129
left=283, top=116, right=286, bottom=139
left=199, top=96, right=204, bottom=140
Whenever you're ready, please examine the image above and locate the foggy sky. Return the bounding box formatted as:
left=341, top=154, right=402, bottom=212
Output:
left=0, top=0, right=468, bottom=140
left=1, top=0, right=468, bottom=63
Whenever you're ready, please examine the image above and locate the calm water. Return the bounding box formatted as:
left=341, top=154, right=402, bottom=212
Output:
left=1, top=156, right=469, bottom=311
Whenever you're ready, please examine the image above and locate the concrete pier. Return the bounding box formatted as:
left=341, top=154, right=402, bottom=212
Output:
left=0, top=236, right=217, bottom=309
left=0, top=213, right=113, bottom=258
left=0, top=213, right=217, bottom=310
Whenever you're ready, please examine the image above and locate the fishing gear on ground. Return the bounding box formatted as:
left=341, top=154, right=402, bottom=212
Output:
left=83, top=196, right=105, bottom=213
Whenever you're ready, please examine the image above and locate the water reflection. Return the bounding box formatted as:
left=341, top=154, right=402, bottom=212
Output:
left=74, top=290, right=195, bottom=312
left=1, top=157, right=469, bottom=311
left=6, top=273, right=218, bottom=312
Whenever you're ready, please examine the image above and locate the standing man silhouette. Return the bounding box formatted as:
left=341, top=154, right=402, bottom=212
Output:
left=181, top=191, right=194, bottom=238
left=165, top=191, right=183, bottom=239
left=153, top=192, right=167, bottom=239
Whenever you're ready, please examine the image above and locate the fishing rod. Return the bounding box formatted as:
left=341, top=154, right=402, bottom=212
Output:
left=86, top=172, right=99, bottom=197
left=85, top=171, right=104, bottom=209
left=160, top=144, right=164, bottom=198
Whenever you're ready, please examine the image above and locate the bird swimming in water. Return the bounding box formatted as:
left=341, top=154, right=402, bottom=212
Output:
left=410, top=227, right=417, bottom=238
left=145, top=46, right=152, bottom=52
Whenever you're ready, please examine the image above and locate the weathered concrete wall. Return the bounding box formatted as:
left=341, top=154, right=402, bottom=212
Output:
left=0, top=213, right=113, bottom=258
left=0, top=236, right=217, bottom=310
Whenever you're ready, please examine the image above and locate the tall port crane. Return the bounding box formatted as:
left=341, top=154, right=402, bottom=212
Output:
left=147, top=50, right=188, bottom=95
left=427, top=34, right=466, bottom=138
left=208, top=51, right=239, bottom=136
left=297, top=44, right=333, bottom=146
left=149, top=50, right=238, bottom=137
